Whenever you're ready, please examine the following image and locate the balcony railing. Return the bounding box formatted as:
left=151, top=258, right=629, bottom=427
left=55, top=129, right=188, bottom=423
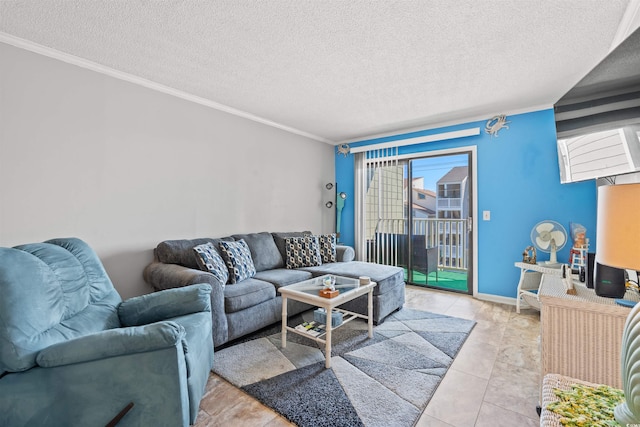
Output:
left=367, top=218, right=469, bottom=271
left=437, top=198, right=462, bottom=209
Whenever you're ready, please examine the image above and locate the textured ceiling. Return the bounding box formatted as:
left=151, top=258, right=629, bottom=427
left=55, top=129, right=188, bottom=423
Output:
left=1, top=1, right=639, bottom=144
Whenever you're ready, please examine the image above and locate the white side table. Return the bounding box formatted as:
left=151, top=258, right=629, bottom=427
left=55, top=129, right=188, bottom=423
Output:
left=514, top=262, right=563, bottom=313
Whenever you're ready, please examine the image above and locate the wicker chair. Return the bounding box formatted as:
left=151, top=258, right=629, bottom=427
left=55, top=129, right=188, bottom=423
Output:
left=541, top=301, right=640, bottom=425
left=539, top=373, right=608, bottom=426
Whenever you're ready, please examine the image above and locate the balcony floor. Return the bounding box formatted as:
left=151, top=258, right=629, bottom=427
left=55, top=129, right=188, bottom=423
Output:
left=406, top=269, right=468, bottom=292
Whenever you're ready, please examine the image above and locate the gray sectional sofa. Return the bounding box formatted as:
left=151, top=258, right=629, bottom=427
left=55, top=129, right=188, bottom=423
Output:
left=143, top=231, right=406, bottom=347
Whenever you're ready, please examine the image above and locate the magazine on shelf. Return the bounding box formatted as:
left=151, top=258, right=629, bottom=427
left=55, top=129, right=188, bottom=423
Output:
left=294, top=321, right=325, bottom=337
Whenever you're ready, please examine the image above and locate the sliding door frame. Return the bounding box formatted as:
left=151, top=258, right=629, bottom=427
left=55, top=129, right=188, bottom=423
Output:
left=391, top=145, right=478, bottom=297
left=355, top=145, right=478, bottom=296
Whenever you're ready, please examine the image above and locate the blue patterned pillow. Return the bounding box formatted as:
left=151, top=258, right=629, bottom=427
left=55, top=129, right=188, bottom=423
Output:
left=315, top=234, right=337, bottom=263
left=218, top=239, right=256, bottom=284
left=193, top=242, right=229, bottom=287
left=285, top=236, right=322, bottom=269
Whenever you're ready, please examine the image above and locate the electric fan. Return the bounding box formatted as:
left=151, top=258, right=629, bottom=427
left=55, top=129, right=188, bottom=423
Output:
left=530, top=220, right=568, bottom=266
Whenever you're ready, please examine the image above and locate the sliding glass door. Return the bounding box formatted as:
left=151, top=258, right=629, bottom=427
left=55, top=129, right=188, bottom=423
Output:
left=360, top=150, right=473, bottom=294
left=407, top=153, right=472, bottom=293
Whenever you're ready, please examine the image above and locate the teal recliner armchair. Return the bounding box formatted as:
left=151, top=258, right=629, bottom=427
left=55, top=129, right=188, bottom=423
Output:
left=0, top=238, right=214, bottom=426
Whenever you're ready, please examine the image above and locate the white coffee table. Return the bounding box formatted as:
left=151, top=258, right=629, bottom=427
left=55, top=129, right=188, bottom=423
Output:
left=278, top=274, right=376, bottom=368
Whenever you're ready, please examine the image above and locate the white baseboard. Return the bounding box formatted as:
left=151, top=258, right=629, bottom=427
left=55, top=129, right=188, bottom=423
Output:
left=474, top=292, right=517, bottom=306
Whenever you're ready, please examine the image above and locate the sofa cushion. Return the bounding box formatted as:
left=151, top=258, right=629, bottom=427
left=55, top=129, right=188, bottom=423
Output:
left=272, top=231, right=312, bottom=262
left=285, top=236, right=322, bottom=269
left=300, top=261, right=404, bottom=295
left=219, top=240, right=257, bottom=284
left=254, top=269, right=313, bottom=290
left=231, top=232, right=284, bottom=272
left=316, top=234, right=337, bottom=263
left=223, top=278, right=276, bottom=313
left=156, top=237, right=234, bottom=270
left=193, top=243, right=229, bottom=286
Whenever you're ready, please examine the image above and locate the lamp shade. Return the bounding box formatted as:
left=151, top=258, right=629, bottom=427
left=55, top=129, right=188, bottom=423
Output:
left=596, top=183, right=640, bottom=271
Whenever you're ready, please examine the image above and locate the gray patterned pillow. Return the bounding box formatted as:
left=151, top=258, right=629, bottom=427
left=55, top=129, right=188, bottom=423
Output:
left=218, top=239, right=256, bottom=283
left=285, top=236, right=322, bottom=269
left=316, top=234, right=337, bottom=263
left=193, top=242, right=229, bottom=287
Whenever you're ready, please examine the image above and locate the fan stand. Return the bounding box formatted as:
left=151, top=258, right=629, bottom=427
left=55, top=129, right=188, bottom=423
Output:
left=549, top=238, right=558, bottom=264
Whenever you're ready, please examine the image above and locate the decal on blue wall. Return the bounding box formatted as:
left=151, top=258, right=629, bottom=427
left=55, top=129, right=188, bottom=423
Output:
left=335, top=108, right=597, bottom=299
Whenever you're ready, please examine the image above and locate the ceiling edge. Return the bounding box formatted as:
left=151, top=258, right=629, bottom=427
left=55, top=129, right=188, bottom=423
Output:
left=0, top=32, right=335, bottom=145
left=608, top=0, right=640, bottom=51
left=341, top=104, right=554, bottom=145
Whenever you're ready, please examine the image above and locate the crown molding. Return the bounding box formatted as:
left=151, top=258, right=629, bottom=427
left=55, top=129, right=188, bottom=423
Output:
left=0, top=32, right=334, bottom=145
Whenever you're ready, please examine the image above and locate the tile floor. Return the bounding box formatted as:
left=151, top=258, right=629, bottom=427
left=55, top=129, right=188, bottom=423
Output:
left=194, top=285, right=541, bottom=427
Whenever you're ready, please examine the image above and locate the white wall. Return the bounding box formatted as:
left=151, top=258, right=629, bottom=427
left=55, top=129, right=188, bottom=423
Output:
left=0, top=43, right=335, bottom=298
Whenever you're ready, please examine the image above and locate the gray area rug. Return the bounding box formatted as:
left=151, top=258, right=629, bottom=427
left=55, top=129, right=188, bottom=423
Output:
left=213, top=308, right=476, bottom=427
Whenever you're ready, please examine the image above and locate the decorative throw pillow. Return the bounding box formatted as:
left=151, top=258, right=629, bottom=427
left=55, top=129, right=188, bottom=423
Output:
left=316, top=234, right=337, bottom=263
left=285, top=236, right=322, bottom=269
left=193, top=242, right=229, bottom=287
left=218, top=239, right=257, bottom=284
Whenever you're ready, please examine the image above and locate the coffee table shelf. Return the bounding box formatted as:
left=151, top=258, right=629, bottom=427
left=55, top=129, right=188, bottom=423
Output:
left=288, top=309, right=362, bottom=340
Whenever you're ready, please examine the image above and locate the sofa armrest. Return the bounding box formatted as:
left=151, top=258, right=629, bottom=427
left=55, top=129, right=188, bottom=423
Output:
left=36, top=322, right=185, bottom=368
left=143, top=262, right=229, bottom=347
left=144, top=262, right=224, bottom=291
left=118, top=284, right=212, bottom=327
left=336, top=245, right=355, bottom=262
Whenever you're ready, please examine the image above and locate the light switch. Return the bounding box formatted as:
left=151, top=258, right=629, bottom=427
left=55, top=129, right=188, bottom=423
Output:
left=483, top=210, right=491, bottom=221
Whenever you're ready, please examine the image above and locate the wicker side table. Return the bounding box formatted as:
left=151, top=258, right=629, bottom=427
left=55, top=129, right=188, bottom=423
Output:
left=539, top=276, right=639, bottom=389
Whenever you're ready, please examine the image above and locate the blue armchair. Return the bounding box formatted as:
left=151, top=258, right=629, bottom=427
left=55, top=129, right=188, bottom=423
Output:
left=0, top=238, right=214, bottom=426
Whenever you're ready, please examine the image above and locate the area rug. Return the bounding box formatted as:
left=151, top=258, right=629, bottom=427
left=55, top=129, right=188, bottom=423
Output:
left=213, top=308, right=476, bottom=427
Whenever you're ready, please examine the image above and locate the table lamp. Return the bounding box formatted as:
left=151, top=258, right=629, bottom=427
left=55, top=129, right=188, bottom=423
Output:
left=595, top=183, right=640, bottom=424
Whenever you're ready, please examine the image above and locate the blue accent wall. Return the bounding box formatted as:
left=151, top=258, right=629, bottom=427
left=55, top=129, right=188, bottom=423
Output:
left=335, top=108, right=597, bottom=298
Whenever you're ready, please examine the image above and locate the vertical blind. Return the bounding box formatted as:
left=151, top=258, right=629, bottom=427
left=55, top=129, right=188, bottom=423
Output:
left=351, top=126, right=479, bottom=264
left=354, top=146, right=403, bottom=264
